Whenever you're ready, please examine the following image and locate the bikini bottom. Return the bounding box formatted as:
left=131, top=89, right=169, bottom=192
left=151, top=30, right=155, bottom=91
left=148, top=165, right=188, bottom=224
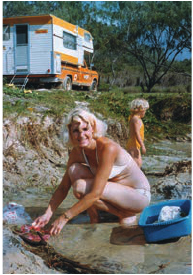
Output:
left=135, top=188, right=151, bottom=203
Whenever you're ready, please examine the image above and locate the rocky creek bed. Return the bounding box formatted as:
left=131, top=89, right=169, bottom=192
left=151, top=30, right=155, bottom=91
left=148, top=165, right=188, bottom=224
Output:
left=3, top=113, right=192, bottom=274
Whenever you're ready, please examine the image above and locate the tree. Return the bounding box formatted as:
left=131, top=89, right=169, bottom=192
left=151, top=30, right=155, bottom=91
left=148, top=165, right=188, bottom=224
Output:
left=3, top=1, right=191, bottom=92
left=3, top=1, right=35, bottom=17
left=116, top=1, right=191, bottom=92
left=82, top=2, right=130, bottom=85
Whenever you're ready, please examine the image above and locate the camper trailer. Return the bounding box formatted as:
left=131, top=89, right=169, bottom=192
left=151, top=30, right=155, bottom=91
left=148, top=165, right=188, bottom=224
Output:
left=3, top=14, right=98, bottom=91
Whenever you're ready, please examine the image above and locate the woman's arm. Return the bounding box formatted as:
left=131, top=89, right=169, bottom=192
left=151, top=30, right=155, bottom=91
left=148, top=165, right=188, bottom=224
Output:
left=32, top=171, right=71, bottom=229
left=32, top=149, right=81, bottom=229
left=49, top=141, right=117, bottom=235
left=47, top=172, right=71, bottom=215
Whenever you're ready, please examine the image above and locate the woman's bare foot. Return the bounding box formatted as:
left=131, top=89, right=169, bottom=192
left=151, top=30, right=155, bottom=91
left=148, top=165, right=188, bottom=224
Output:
left=119, top=215, right=137, bottom=226
left=87, top=206, right=100, bottom=223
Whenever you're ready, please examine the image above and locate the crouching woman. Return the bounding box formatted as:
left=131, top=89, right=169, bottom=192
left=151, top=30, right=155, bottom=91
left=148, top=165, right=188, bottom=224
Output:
left=32, top=108, right=151, bottom=235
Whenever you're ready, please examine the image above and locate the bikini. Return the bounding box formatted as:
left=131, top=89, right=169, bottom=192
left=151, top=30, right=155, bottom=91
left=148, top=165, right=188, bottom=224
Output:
left=82, top=144, right=151, bottom=203
left=82, top=145, right=128, bottom=179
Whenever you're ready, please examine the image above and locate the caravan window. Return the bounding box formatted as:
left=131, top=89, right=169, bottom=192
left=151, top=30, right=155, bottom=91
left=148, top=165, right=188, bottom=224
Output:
left=3, top=25, right=10, bottom=41
left=84, top=51, right=91, bottom=67
left=16, top=25, right=28, bottom=45
left=63, top=31, right=76, bottom=50
left=84, top=33, right=91, bottom=42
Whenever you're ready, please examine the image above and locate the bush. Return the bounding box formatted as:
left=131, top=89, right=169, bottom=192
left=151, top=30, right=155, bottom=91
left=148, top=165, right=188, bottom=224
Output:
left=3, top=77, right=8, bottom=85
left=121, top=86, right=142, bottom=94
left=98, top=82, right=110, bottom=91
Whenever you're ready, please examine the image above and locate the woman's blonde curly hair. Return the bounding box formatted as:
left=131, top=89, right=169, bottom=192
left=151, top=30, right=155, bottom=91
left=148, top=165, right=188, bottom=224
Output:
left=65, top=108, right=107, bottom=145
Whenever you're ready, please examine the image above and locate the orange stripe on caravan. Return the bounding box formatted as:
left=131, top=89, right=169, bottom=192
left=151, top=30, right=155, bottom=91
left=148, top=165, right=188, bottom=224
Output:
left=3, top=14, right=92, bottom=37
left=52, top=16, right=77, bottom=34
left=55, top=52, right=78, bottom=65
left=52, top=15, right=90, bottom=37
left=78, top=28, right=85, bottom=37
left=3, top=15, right=52, bottom=26
left=35, top=29, right=48, bottom=34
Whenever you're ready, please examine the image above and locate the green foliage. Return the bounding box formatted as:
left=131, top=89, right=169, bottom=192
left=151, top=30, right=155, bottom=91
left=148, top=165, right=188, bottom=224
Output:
left=171, top=59, right=191, bottom=73
left=3, top=1, right=191, bottom=93
left=151, top=85, right=188, bottom=94
left=88, top=89, right=191, bottom=140
left=3, top=85, right=191, bottom=140
left=4, top=85, right=33, bottom=98
left=3, top=86, right=77, bottom=117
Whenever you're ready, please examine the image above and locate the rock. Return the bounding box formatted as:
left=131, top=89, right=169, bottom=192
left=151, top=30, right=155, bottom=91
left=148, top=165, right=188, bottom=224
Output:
left=3, top=114, right=68, bottom=195
left=74, top=101, right=89, bottom=108
left=106, top=119, right=129, bottom=147
left=164, top=160, right=191, bottom=175
left=3, top=112, right=192, bottom=274
left=150, top=161, right=191, bottom=199
left=3, top=227, right=60, bottom=274
left=48, top=223, right=191, bottom=274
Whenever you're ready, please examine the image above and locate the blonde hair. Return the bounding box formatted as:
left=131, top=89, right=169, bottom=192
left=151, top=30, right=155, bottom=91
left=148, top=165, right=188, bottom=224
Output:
left=65, top=108, right=107, bottom=145
left=130, top=98, right=149, bottom=112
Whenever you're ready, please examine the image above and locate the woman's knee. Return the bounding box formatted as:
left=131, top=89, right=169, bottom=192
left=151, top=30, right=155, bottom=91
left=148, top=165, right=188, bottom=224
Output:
left=68, top=163, right=93, bottom=182
left=68, top=163, right=83, bottom=182
left=72, top=179, right=87, bottom=199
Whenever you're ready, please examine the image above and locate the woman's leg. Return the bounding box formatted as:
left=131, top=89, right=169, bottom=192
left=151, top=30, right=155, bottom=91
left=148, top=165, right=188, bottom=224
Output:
left=72, top=178, right=148, bottom=224
left=68, top=162, right=150, bottom=225
left=93, top=199, right=137, bottom=225
left=68, top=163, right=134, bottom=223
left=128, top=147, right=142, bottom=167
left=70, top=175, right=149, bottom=224
left=68, top=163, right=99, bottom=223
left=86, top=206, right=99, bottom=223
left=101, top=181, right=149, bottom=211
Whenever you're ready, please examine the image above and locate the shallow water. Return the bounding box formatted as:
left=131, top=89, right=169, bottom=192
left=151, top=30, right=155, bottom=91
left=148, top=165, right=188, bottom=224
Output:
left=3, top=140, right=191, bottom=223
left=146, top=140, right=191, bottom=158
left=3, top=140, right=191, bottom=274
left=143, top=140, right=191, bottom=174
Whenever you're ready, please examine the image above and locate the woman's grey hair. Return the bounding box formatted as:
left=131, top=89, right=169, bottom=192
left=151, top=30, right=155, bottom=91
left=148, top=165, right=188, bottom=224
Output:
left=63, top=108, right=107, bottom=145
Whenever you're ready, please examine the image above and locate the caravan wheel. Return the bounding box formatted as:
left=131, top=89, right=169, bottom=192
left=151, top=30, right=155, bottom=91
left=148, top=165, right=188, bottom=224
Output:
left=63, top=76, right=72, bottom=91
left=89, top=80, right=97, bottom=92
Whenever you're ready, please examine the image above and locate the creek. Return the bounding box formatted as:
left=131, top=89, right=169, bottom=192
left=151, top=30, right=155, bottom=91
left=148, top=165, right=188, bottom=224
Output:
left=4, top=139, right=191, bottom=212
left=3, top=137, right=191, bottom=274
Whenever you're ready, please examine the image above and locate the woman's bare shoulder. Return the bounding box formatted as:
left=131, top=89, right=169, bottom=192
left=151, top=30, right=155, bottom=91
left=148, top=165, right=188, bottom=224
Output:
left=97, top=137, right=119, bottom=154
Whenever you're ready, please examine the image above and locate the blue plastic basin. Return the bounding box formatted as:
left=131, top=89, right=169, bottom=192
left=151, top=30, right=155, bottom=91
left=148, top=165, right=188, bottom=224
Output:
left=138, top=199, right=192, bottom=243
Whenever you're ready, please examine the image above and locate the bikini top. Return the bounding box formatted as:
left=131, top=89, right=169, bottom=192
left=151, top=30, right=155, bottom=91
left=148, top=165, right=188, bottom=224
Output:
left=82, top=144, right=128, bottom=179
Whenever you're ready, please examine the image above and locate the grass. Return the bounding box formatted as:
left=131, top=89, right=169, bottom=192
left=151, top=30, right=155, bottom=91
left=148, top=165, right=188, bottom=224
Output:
left=3, top=86, right=84, bottom=117
left=3, top=84, right=191, bottom=141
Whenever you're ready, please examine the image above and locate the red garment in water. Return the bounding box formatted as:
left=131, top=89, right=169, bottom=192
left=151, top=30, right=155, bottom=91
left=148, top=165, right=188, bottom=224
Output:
left=12, top=224, right=50, bottom=245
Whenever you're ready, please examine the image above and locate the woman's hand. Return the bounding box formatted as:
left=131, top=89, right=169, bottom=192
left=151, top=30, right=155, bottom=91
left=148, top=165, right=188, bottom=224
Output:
left=32, top=212, right=51, bottom=229
left=49, top=214, right=69, bottom=236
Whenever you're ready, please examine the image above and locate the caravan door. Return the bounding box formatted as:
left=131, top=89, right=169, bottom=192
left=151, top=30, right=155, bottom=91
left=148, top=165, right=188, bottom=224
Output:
left=14, top=24, right=29, bottom=74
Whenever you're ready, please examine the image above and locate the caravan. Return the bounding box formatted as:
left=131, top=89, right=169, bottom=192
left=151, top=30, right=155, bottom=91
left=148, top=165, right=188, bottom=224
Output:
left=3, top=14, right=98, bottom=91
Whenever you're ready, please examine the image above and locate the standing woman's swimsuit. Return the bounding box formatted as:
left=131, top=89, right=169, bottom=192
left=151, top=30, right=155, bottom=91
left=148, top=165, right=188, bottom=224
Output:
left=82, top=143, right=151, bottom=203
left=126, top=115, right=144, bottom=150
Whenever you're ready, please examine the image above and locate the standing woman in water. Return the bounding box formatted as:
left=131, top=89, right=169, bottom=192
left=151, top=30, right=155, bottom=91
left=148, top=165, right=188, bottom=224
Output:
left=32, top=108, right=151, bottom=235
